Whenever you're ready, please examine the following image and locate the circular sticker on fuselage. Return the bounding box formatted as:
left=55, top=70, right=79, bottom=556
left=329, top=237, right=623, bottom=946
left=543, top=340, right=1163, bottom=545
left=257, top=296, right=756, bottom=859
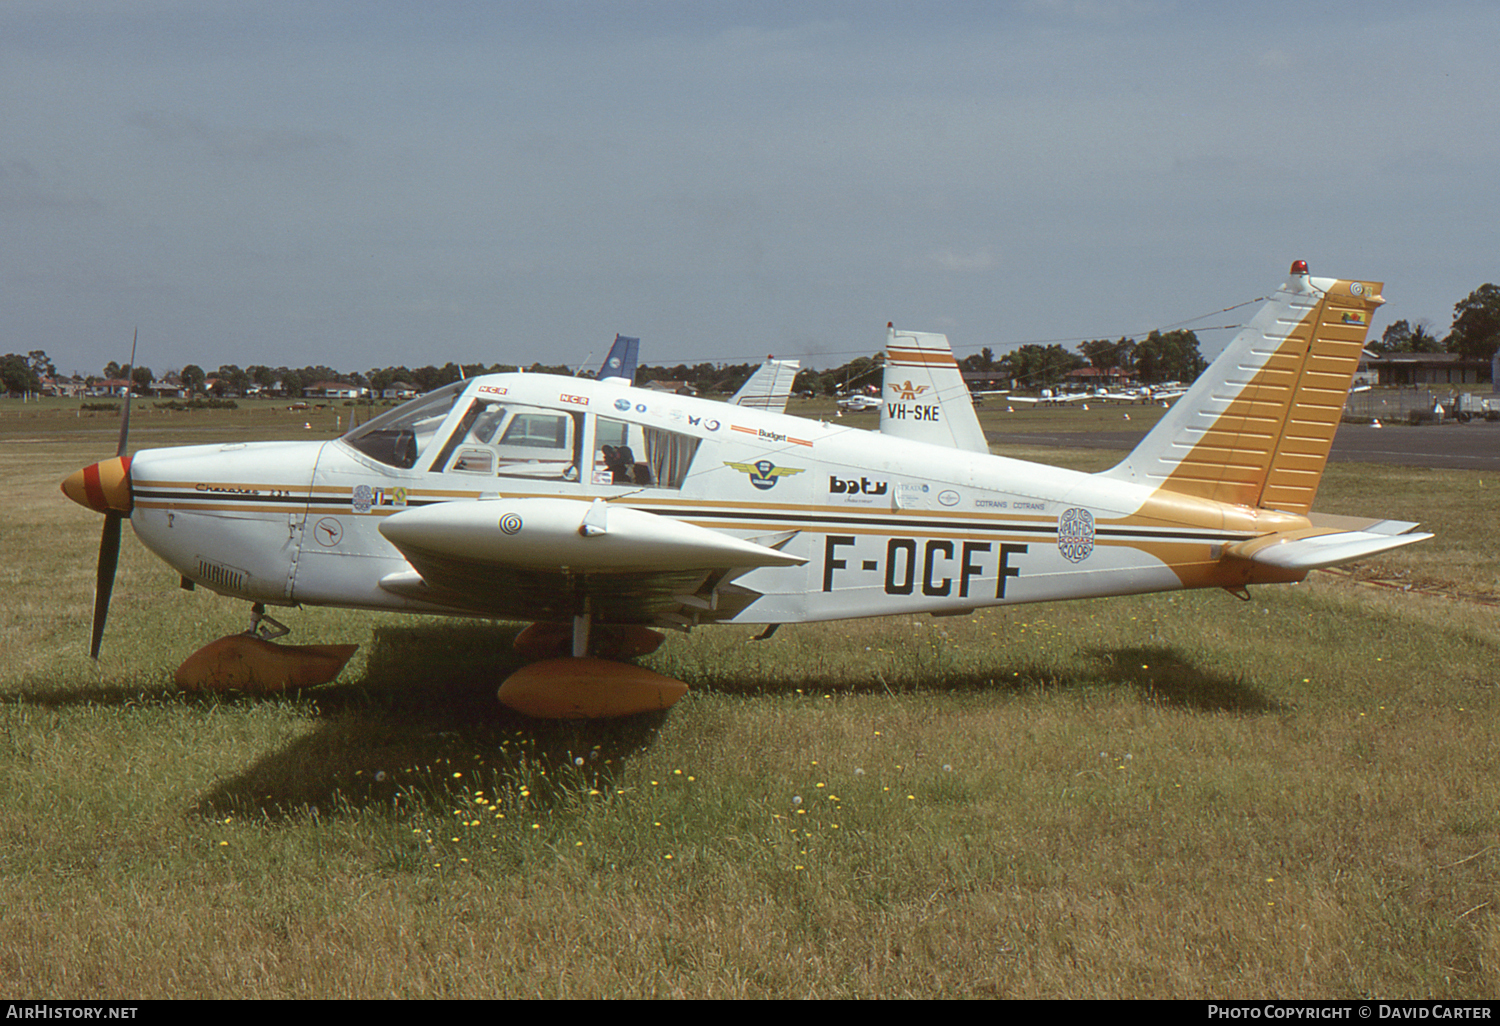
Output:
left=1057, top=507, right=1095, bottom=562
left=314, top=518, right=343, bottom=547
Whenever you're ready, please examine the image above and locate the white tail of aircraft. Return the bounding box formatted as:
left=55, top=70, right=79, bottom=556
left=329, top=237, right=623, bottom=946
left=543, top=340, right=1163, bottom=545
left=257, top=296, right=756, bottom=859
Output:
left=879, top=325, right=990, bottom=454
left=729, top=357, right=800, bottom=412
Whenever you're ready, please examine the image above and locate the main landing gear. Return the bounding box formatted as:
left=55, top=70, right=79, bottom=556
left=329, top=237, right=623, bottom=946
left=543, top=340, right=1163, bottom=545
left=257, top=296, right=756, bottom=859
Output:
left=498, top=601, right=687, bottom=719
left=173, top=603, right=358, bottom=693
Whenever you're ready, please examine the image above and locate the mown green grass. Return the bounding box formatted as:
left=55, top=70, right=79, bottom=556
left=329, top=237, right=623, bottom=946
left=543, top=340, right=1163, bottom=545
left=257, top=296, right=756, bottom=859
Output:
left=1, top=401, right=1496, bottom=998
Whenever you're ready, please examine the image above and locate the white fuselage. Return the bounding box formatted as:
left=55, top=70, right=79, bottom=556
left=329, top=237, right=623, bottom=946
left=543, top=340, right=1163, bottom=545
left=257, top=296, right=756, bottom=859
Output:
left=125, top=372, right=1270, bottom=628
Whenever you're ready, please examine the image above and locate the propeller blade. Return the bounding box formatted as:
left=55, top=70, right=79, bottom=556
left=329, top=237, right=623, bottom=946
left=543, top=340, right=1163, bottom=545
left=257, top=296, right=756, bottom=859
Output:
left=116, top=328, right=137, bottom=458
left=91, top=511, right=123, bottom=659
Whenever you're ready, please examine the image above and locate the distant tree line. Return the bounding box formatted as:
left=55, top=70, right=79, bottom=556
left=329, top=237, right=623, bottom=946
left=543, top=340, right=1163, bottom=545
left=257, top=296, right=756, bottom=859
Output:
left=8, top=282, right=1497, bottom=399
left=1368, top=283, right=1500, bottom=360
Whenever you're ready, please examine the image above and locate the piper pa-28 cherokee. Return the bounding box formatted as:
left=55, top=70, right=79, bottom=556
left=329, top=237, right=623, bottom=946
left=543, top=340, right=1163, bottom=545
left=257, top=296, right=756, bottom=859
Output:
left=64, top=262, right=1429, bottom=717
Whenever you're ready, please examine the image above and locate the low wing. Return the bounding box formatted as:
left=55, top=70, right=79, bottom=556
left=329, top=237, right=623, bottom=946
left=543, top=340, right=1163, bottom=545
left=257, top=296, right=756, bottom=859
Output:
left=376, top=497, right=805, bottom=626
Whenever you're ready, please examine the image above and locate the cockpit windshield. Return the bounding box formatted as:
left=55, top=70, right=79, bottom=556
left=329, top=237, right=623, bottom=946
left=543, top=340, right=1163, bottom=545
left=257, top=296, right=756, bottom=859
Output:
left=341, top=381, right=465, bottom=468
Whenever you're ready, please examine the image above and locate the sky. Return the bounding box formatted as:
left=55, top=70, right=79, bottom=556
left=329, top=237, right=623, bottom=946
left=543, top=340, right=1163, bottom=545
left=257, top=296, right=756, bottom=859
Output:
left=5, top=0, right=1498, bottom=380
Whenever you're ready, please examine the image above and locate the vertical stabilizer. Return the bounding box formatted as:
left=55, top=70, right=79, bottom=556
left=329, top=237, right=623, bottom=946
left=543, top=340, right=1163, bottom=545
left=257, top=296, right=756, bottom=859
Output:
left=881, top=325, right=990, bottom=454
left=599, top=335, right=640, bottom=383
left=729, top=357, right=801, bottom=412
left=1103, top=262, right=1383, bottom=514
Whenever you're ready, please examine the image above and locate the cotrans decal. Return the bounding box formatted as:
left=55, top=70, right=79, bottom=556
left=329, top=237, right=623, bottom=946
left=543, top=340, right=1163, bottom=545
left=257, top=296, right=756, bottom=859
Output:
left=822, top=535, right=1028, bottom=599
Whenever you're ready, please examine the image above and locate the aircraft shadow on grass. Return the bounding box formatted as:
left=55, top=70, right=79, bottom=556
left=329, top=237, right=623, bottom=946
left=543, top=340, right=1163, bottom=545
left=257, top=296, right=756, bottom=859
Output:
left=8, top=623, right=1279, bottom=818
left=186, top=627, right=1279, bottom=818
left=672, top=642, right=1282, bottom=714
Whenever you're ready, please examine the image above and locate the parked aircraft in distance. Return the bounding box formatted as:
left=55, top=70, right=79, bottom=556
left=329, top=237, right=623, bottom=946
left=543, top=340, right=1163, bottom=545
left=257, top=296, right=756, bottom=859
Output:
left=63, top=262, right=1429, bottom=717
left=837, top=393, right=882, bottom=412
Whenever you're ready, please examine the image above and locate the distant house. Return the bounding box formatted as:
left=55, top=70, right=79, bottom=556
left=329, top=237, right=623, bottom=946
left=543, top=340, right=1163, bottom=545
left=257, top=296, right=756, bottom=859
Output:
left=148, top=377, right=187, bottom=398
left=307, top=381, right=365, bottom=400
left=86, top=377, right=134, bottom=398
left=382, top=381, right=419, bottom=400
left=961, top=371, right=1012, bottom=392
left=1065, top=366, right=1132, bottom=389
left=1359, top=352, right=1491, bottom=387
left=644, top=380, right=694, bottom=395
left=41, top=375, right=86, bottom=398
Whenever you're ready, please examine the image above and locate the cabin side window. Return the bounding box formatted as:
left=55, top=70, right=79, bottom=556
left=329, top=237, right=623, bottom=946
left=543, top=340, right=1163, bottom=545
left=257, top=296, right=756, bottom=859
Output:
left=593, top=417, right=700, bottom=489
left=433, top=399, right=581, bottom=481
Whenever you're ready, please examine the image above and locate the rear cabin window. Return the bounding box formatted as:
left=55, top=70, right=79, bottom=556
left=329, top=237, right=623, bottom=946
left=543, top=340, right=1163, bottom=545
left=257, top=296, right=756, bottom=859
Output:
left=593, top=417, right=700, bottom=489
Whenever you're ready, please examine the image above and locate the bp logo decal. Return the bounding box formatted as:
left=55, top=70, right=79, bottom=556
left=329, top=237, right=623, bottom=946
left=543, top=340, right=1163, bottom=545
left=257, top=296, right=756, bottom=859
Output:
left=725, top=460, right=805, bottom=491
left=1057, top=507, right=1095, bottom=562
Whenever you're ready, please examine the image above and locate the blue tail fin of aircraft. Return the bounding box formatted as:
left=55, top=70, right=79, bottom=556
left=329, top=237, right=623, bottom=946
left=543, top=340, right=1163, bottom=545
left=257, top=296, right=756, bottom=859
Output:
left=599, top=335, right=640, bottom=383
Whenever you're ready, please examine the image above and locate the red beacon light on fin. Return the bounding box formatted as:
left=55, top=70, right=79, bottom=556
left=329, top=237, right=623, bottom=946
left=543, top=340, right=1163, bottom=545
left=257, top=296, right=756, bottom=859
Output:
left=1290, top=260, right=1309, bottom=275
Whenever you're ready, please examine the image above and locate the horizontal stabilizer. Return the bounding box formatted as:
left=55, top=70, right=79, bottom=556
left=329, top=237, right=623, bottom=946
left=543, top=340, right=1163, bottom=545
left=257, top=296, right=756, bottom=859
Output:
left=1306, top=512, right=1423, bottom=536
left=1226, top=527, right=1432, bottom=572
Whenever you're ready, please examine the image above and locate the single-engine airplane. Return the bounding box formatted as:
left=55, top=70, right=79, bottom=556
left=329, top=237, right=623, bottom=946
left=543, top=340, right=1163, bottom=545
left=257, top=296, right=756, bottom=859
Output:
left=64, top=262, right=1429, bottom=717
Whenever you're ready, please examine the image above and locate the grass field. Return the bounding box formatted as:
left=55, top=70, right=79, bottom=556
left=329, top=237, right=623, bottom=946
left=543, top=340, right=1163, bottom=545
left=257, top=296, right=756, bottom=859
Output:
left=1, top=399, right=1496, bottom=998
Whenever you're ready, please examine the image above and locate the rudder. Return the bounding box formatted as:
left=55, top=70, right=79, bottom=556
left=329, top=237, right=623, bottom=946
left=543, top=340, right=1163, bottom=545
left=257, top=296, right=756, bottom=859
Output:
left=881, top=325, right=990, bottom=454
left=1103, top=262, right=1383, bottom=515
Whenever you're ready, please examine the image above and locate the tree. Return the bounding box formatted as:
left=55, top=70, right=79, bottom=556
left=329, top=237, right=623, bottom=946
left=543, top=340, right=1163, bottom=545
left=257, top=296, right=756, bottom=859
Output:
left=130, top=365, right=154, bottom=391
left=1, top=353, right=42, bottom=394
left=960, top=347, right=996, bottom=373
left=213, top=365, right=249, bottom=396
left=1444, top=283, right=1500, bottom=361
left=180, top=364, right=206, bottom=393
left=1078, top=337, right=1135, bottom=378
left=28, top=350, right=55, bottom=380
left=1002, top=344, right=1084, bottom=390
left=1133, top=330, right=1206, bottom=384
left=1371, top=318, right=1442, bottom=354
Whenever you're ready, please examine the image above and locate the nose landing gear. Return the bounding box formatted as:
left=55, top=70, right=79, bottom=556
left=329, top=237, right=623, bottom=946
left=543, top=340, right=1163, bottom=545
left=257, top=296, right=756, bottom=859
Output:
left=173, top=603, right=358, bottom=693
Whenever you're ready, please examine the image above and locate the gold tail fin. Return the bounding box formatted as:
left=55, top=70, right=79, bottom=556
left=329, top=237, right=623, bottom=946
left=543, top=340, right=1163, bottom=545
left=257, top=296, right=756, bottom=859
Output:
left=1103, top=262, right=1383, bottom=514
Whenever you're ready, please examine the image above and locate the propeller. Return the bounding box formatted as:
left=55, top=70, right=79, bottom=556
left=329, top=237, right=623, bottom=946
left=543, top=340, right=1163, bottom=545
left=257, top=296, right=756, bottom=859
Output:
left=61, top=330, right=137, bottom=658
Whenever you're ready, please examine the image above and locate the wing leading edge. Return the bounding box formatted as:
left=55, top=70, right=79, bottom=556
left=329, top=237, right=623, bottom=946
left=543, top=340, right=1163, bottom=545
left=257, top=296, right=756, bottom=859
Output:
left=376, top=497, right=805, bottom=625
